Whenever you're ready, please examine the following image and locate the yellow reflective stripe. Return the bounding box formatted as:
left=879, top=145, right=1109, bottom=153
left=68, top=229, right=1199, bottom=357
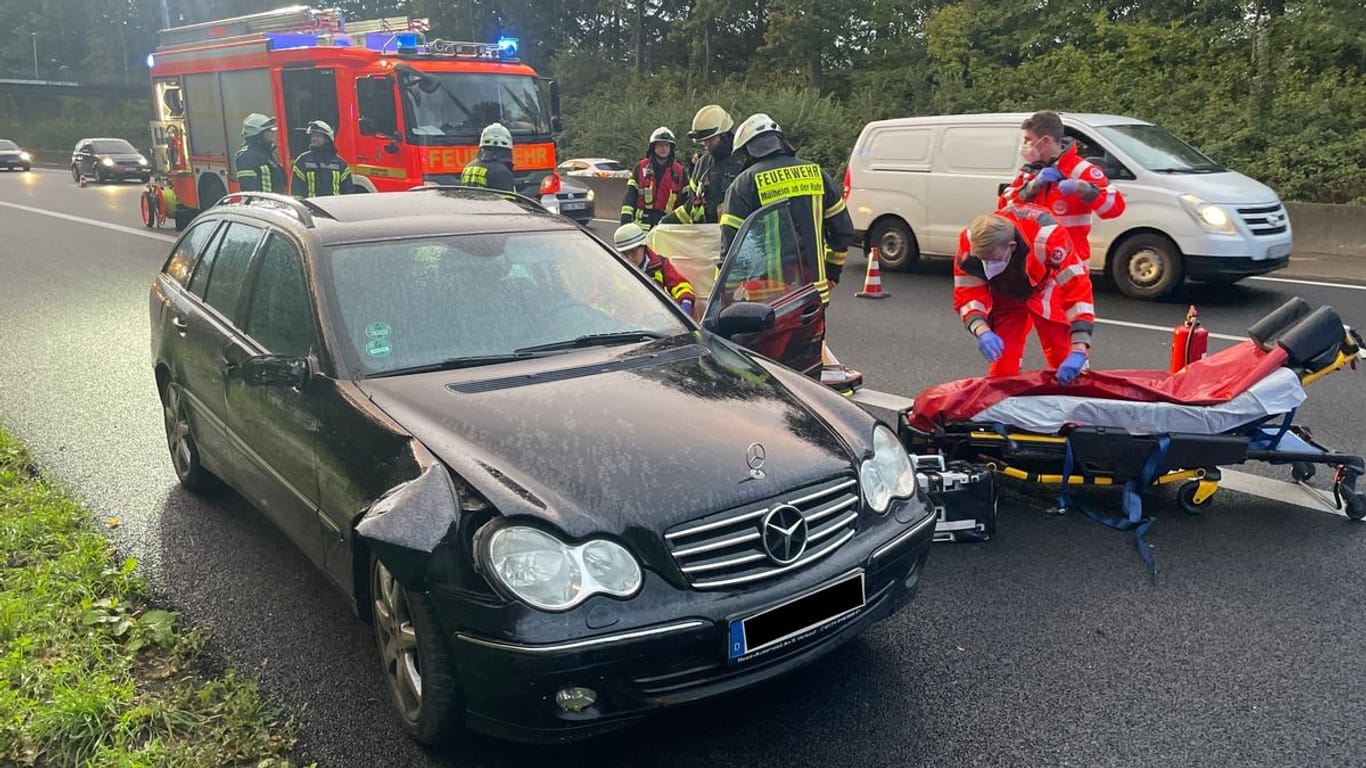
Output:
left=754, top=163, right=823, bottom=206
left=308, top=172, right=316, bottom=197
left=673, top=206, right=694, bottom=224
left=670, top=283, right=693, bottom=300
left=260, top=165, right=273, bottom=192
left=237, top=170, right=258, bottom=177
left=826, top=249, right=847, bottom=267
left=824, top=198, right=846, bottom=218
left=720, top=213, right=744, bottom=230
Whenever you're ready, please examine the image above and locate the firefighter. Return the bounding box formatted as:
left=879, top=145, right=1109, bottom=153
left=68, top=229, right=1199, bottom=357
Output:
left=460, top=123, right=516, bottom=193
left=999, top=111, right=1125, bottom=267
left=291, top=121, right=355, bottom=198
left=661, top=105, right=744, bottom=226
left=234, top=113, right=285, bottom=194
left=621, top=127, right=689, bottom=231
left=953, top=205, right=1096, bottom=383
left=720, top=113, right=862, bottom=391
left=613, top=222, right=696, bottom=316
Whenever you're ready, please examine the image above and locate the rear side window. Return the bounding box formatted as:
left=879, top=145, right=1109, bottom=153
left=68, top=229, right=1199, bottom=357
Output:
left=164, top=221, right=218, bottom=286
left=201, top=222, right=264, bottom=325
left=244, top=233, right=316, bottom=357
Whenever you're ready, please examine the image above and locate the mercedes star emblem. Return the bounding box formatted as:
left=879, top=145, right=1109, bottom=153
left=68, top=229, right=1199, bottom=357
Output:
left=746, top=442, right=766, bottom=479
left=761, top=504, right=808, bottom=565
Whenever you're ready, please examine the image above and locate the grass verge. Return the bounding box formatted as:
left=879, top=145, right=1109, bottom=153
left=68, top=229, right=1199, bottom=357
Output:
left=0, top=428, right=313, bottom=767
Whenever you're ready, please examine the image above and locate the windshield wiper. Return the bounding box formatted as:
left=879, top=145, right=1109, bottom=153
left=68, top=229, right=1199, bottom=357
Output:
left=368, top=352, right=544, bottom=378
left=514, top=331, right=669, bottom=355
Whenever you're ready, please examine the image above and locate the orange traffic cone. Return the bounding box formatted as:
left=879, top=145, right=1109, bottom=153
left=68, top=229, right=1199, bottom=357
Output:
left=856, top=247, right=890, bottom=299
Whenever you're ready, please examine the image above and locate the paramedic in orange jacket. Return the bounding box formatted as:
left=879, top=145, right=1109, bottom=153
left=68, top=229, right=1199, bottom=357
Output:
left=953, top=206, right=1096, bottom=383
left=999, top=111, right=1125, bottom=266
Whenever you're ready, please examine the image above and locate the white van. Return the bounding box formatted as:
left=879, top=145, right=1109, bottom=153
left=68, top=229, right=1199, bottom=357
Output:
left=843, top=113, right=1293, bottom=299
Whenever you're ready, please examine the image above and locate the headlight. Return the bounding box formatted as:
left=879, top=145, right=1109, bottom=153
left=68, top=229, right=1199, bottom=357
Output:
left=1179, top=194, right=1235, bottom=235
left=19, top=151, right=30, bottom=161
left=137, top=156, right=148, bottom=165
left=479, top=525, right=642, bottom=611
left=859, top=425, right=917, bottom=515
left=585, top=187, right=595, bottom=202
left=100, top=157, right=115, bottom=166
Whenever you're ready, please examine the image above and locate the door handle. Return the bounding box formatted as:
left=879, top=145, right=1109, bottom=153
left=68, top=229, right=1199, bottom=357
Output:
left=800, top=305, right=821, bottom=316
left=171, top=316, right=188, bottom=334
left=358, top=154, right=371, bottom=161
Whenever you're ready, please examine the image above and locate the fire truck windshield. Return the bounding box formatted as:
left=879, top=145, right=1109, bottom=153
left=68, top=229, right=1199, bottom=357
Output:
left=401, top=72, right=550, bottom=142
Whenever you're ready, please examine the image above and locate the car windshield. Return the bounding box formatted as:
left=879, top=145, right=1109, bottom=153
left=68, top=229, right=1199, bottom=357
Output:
left=326, top=229, right=689, bottom=376
left=0, top=140, right=17, bottom=150
left=1096, top=124, right=1225, bottom=173
left=598, top=161, right=626, bottom=171
left=92, top=139, right=137, bottom=154
left=403, top=73, right=550, bottom=140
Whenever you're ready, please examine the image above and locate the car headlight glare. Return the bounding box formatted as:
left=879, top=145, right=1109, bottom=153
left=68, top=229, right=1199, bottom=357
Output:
left=585, top=187, right=595, bottom=201
left=138, top=156, right=149, bottom=165
left=482, top=525, right=642, bottom=611
left=859, top=425, right=917, bottom=514
left=1180, top=194, right=1235, bottom=234
left=19, top=151, right=31, bottom=161
left=101, top=157, right=115, bottom=166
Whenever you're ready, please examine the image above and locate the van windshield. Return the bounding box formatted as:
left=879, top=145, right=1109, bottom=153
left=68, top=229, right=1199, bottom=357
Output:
left=1096, top=124, right=1225, bottom=174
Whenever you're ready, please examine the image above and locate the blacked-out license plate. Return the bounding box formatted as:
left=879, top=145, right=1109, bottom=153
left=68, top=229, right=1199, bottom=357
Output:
left=728, top=572, right=865, bottom=661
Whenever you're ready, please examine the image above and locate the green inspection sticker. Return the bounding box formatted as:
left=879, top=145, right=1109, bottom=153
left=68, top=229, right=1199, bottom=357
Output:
left=365, top=321, right=392, bottom=339
left=365, top=339, right=392, bottom=358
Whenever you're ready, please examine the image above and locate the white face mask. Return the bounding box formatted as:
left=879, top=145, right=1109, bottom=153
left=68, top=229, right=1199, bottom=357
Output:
left=983, top=256, right=1010, bottom=280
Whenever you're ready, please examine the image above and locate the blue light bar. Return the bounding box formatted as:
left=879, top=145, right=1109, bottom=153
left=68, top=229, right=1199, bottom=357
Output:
left=497, top=37, right=519, bottom=59
left=365, top=31, right=423, bottom=53
left=266, top=32, right=320, bottom=50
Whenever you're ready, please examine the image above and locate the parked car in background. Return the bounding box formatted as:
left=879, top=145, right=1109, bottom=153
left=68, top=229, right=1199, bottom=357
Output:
left=148, top=187, right=934, bottom=748
left=70, top=137, right=151, bottom=184
left=540, top=175, right=595, bottom=225
left=844, top=112, right=1292, bottom=299
left=559, top=157, right=630, bottom=179
left=0, top=139, right=32, bottom=171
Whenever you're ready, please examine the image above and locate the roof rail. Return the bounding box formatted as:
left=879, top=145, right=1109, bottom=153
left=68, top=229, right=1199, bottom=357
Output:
left=215, top=191, right=330, bottom=228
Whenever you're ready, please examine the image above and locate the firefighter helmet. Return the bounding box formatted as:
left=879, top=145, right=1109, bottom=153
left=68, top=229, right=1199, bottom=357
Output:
left=480, top=122, right=513, bottom=150
left=649, top=127, right=677, bottom=147
left=613, top=223, right=648, bottom=253
left=688, top=105, right=734, bottom=141
left=732, top=113, right=784, bottom=157
left=306, top=120, right=335, bottom=140
left=242, top=113, right=277, bottom=138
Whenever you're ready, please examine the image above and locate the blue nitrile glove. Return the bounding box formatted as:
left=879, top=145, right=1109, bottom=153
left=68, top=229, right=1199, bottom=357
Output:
left=1058, top=178, right=1080, bottom=195
left=977, top=331, right=1005, bottom=362
left=680, top=298, right=694, bottom=317
left=1056, top=350, right=1089, bottom=384
left=1036, top=166, right=1063, bottom=185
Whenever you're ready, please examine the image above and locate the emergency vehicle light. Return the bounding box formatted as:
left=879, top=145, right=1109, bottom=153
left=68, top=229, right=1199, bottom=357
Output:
left=266, top=32, right=320, bottom=50
left=497, top=37, right=519, bottom=59
left=366, top=31, right=424, bottom=52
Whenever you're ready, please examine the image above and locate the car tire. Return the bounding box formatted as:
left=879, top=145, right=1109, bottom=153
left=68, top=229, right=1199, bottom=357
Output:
left=71, top=165, right=81, bottom=183
left=371, top=556, right=461, bottom=746
left=159, top=379, right=217, bottom=493
left=1110, top=233, right=1183, bottom=300
left=21, top=165, right=30, bottom=172
left=868, top=217, right=920, bottom=271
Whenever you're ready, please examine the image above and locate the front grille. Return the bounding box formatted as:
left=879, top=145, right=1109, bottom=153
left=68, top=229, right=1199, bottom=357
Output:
left=665, top=477, right=860, bottom=590
left=1237, top=203, right=1289, bottom=236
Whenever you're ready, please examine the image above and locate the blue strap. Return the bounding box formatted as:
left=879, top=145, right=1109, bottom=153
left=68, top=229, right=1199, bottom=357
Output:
left=1249, top=409, right=1296, bottom=451
left=1069, top=435, right=1169, bottom=583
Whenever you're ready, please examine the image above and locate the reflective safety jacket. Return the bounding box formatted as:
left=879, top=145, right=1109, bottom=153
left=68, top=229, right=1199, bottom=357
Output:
left=460, top=157, right=516, bottom=193
left=234, top=140, right=285, bottom=194
left=953, top=205, right=1097, bottom=346
left=720, top=152, right=855, bottom=303
left=999, top=140, right=1125, bottom=263
left=641, top=248, right=695, bottom=306
left=291, top=146, right=355, bottom=198
left=667, top=135, right=744, bottom=225
left=622, top=156, right=689, bottom=230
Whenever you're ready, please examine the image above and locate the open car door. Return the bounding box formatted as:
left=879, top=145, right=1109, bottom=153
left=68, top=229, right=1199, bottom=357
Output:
left=704, top=199, right=824, bottom=376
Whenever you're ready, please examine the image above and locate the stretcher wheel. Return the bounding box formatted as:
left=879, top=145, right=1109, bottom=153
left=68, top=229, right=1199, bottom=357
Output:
left=1292, top=462, right=1316, bottom=483
left=1346, top=493, right=1365, bottom=522
left=1338, top=469, right=1365, bottom=522
left=1178, top=481, right=1213, bottom=515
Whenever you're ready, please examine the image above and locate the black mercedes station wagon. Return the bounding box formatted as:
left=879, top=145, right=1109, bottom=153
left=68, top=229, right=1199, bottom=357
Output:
left=148, top=188, right=935, bottom=746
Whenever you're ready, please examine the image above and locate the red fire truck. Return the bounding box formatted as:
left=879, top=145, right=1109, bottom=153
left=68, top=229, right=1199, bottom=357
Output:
left=139, top=6, right=566, bottom=229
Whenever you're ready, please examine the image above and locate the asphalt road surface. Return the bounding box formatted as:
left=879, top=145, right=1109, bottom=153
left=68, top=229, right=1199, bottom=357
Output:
left=2, top=168, right=1365, bottom=767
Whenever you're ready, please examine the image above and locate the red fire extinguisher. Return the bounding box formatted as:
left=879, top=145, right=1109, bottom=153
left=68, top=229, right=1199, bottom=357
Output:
left=1170, top=305, right=1209, bottom=372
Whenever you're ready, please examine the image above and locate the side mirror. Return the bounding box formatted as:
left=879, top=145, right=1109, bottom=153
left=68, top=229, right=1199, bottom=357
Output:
left=234, top=354, right=310, bottom=388
left=384, top=141, right=400, bottom=154
left=551, top=116, right=564, bottom=134
left=705, top=302, right=775, bottom=338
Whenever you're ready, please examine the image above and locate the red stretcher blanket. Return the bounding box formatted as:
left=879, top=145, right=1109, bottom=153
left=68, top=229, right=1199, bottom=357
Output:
left=908, top=340, right=1290, bottom=434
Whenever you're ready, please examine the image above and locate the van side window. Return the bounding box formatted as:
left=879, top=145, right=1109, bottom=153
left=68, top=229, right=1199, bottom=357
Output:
left=1065, top=128, right=1135, bottom=181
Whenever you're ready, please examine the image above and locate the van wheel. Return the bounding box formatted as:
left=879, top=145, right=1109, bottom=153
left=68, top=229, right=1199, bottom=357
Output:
left=1110, top=233, right=1182, bottom=300
left=869, top=219, right=919, bottom=271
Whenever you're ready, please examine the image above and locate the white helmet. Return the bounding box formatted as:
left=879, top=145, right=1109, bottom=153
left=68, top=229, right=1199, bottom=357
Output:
left=306, top=120, right=336, bottom=140
left=613, top=223, right=648, bottom=253
left=649, top=126, right=677, bottom=147
left=242, top=113, right=277, bottom=138
left=480, top=122, right=513, bottom=150
left=732, top=113, right=783, bottom=157
left=688, top=105, right=733, bottom=141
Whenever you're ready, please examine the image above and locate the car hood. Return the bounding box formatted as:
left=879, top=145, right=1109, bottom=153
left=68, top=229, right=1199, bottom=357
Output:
left=1157, top=169, right=1281, bottom=205
left=356, top=334, right=862, bottom=539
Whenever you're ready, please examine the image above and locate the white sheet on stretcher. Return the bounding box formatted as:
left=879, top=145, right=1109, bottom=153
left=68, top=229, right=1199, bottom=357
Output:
left=973, top=367, right=1307, bottom=436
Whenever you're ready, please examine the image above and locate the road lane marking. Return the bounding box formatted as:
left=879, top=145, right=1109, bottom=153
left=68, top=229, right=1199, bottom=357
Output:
left=1250, top=275, right=1366, bottom=292
left=0, top=200, right=176, bottom=243
left=1092, top=317, right=1244, bottom=342
left=851, top=387, right=1352, bottom=517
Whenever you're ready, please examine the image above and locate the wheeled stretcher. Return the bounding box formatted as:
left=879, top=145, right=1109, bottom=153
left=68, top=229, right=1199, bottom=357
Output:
left=898, top=298, right=1365, bottom=521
